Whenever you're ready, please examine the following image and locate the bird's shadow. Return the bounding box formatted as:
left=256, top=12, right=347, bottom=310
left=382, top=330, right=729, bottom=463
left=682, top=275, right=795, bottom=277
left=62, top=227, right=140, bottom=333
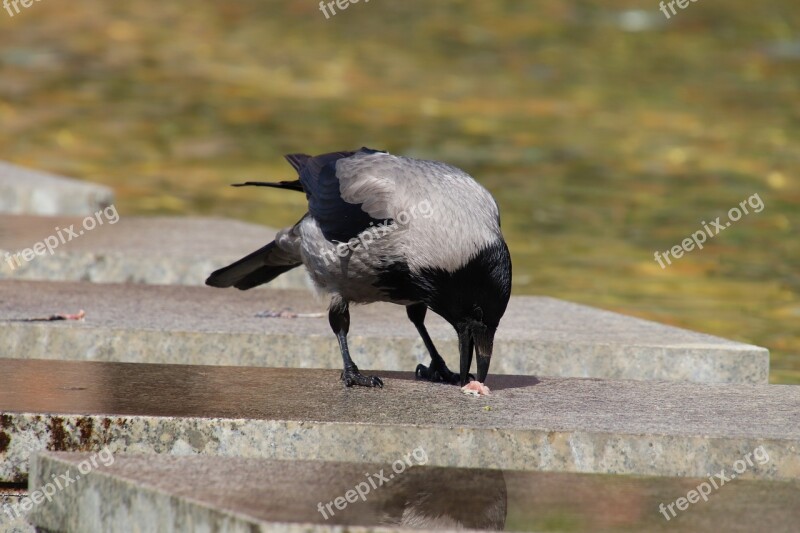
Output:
left=377, top=371, right=540, bottom=392
left=485, top=375, right=541, bottom=391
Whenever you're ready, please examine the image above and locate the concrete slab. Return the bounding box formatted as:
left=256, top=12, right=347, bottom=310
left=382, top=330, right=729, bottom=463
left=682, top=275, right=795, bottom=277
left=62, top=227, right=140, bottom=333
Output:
left=26, top=454, right=800, bottom=533
left=0, top=162, right=114, bottom=216
left=0, top=280, right=769, bottom=384
left=0, top=216, right=312, bottom=289
left=1, top=359, right=798, bottom=484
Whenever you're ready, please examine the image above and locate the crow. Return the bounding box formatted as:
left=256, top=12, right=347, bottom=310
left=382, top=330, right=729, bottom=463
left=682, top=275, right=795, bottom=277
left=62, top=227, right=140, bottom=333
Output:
left=206, top=148, right=512, bottom=394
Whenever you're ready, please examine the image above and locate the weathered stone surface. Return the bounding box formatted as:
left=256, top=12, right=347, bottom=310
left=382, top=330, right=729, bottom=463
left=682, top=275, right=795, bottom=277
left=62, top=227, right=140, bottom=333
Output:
left=27, top=453, right=800, bottom=533
left=0, top=162, right=114, bottom=216
left=0, top=280, right=769, bottom=384
left=1, top=359, right=797, bottom=484
left=0, top=488, right=33, bottom=533
left=0, top=216, right=312, bottom=289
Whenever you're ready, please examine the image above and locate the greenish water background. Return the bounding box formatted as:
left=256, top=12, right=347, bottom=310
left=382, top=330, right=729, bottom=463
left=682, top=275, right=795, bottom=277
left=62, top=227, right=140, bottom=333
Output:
left=1, top=1, right=797, bottom=383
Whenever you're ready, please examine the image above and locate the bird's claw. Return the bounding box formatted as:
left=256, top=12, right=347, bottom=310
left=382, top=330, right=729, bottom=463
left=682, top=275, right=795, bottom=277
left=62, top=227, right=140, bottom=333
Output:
left=415, top=363, right=472, bottom=385
left=341, top=369, right=384, bottom=388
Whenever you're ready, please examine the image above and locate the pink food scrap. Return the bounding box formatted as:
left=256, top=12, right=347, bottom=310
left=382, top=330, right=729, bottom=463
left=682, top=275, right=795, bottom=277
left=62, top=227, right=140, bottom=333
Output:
left=461, top=381, right=491, bottom=397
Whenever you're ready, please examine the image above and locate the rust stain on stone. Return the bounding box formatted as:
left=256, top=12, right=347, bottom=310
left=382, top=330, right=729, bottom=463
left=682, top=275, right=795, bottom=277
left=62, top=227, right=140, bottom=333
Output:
left=77, top=418, right=94, bottom=449
left=49, top=417, right=68, bottom=451
left=0, top=414, right=11, bottom=429
left=0, top=431, right=10, bottom=453
left=102, top=418, right=112, bottom=432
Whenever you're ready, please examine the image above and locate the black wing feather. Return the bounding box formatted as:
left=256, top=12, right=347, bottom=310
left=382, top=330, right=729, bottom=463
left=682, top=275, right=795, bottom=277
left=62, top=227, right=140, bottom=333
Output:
left=298, top=148, right=391, bottom=243
left=284, top=153, right=311, bottom=172
left=229, top=148, right=391, bottom=244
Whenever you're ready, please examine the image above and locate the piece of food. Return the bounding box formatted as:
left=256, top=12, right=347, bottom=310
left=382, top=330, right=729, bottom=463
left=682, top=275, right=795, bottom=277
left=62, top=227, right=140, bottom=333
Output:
left=461, top=381, right=491, bottom=397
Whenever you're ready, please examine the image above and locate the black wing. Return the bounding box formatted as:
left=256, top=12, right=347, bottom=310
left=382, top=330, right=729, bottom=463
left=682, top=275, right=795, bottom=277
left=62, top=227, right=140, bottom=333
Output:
left=297, top=148, right=391, bottom=243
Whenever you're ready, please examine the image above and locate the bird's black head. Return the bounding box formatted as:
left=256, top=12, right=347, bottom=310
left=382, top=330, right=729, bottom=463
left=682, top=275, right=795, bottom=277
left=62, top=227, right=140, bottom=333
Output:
left=423, top=238, right=512, bottom=384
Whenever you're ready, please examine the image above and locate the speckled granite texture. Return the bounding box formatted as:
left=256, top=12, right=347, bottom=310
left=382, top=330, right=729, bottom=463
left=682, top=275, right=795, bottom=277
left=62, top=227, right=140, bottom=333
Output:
left=0, top=163, right=113, bottom=216
left=0, top=280, right=769, bottom=384
left=1, top=359, right=797, bottom=484
left=0, top=216, right=312, bottom=289
left=26, top=454, right=800, bottom=533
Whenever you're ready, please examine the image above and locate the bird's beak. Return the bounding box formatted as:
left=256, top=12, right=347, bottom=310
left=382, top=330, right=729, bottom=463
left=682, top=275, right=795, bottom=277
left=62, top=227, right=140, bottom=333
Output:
left=457, top=328, right=474, bottom=387
left=473, top=327, right=495, bottom=383
left=458, top=325, right=495, bottom=386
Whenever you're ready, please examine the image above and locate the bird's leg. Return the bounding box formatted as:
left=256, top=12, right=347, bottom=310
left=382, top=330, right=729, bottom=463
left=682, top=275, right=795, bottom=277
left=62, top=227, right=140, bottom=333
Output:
left=407, top=303, right=471, bottom=384
left=329, top=298, right=383, bottom=388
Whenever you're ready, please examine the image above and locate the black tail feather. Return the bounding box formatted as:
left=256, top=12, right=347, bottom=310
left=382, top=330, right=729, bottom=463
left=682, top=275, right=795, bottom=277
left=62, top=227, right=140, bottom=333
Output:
left=231, top=180, right=304, bottom=192
left=229, top=264, right=298, bottom=290
left=205, top=241, right=301, bottom=290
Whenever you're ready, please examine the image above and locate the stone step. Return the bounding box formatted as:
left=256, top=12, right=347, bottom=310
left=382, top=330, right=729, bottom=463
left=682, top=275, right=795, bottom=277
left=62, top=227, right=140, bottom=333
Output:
left=25, top=454, right=800, bottom=533
left=0, top=487, right=31, bottom=533
left=0, top=215, right=312, bottom=289
left=1, top=359, right=797, bottom=484
left=0, top=162, right=114, bottom=216
left=0, top=280, right=768, bottom=384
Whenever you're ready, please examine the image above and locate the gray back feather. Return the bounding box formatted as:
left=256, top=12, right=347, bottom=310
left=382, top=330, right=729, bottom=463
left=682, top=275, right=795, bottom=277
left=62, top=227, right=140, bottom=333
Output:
left=335, top=151, right=501, bottom=273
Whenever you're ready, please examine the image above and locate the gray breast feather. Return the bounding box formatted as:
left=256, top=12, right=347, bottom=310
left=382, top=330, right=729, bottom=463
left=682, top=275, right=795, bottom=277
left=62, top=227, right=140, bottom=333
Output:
left=298, top=216, right=405, bottom=303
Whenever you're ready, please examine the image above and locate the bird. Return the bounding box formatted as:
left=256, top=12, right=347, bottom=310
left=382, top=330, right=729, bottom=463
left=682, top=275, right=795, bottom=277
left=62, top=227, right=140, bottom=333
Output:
left=206, top=147, right=512, bottom=394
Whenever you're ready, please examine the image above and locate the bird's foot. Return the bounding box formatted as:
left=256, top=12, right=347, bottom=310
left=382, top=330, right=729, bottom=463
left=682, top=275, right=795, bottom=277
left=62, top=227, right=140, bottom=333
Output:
left=341, top=367, right=384, bottom=388
left=415, top=361, right=473, bottom=385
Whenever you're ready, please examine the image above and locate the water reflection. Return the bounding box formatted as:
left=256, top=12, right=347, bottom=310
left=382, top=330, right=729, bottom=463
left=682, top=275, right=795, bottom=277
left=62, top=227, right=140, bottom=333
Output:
left=289, top=461, right=800, bottom=531
left=374, top=467, right=507, bottom=530
left=290, top=461, right=507, bottom=530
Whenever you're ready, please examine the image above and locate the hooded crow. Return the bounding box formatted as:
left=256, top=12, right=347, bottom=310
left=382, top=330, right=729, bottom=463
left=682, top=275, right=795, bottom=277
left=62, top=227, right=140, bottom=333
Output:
left=206, top=147, right=512, bottom=393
